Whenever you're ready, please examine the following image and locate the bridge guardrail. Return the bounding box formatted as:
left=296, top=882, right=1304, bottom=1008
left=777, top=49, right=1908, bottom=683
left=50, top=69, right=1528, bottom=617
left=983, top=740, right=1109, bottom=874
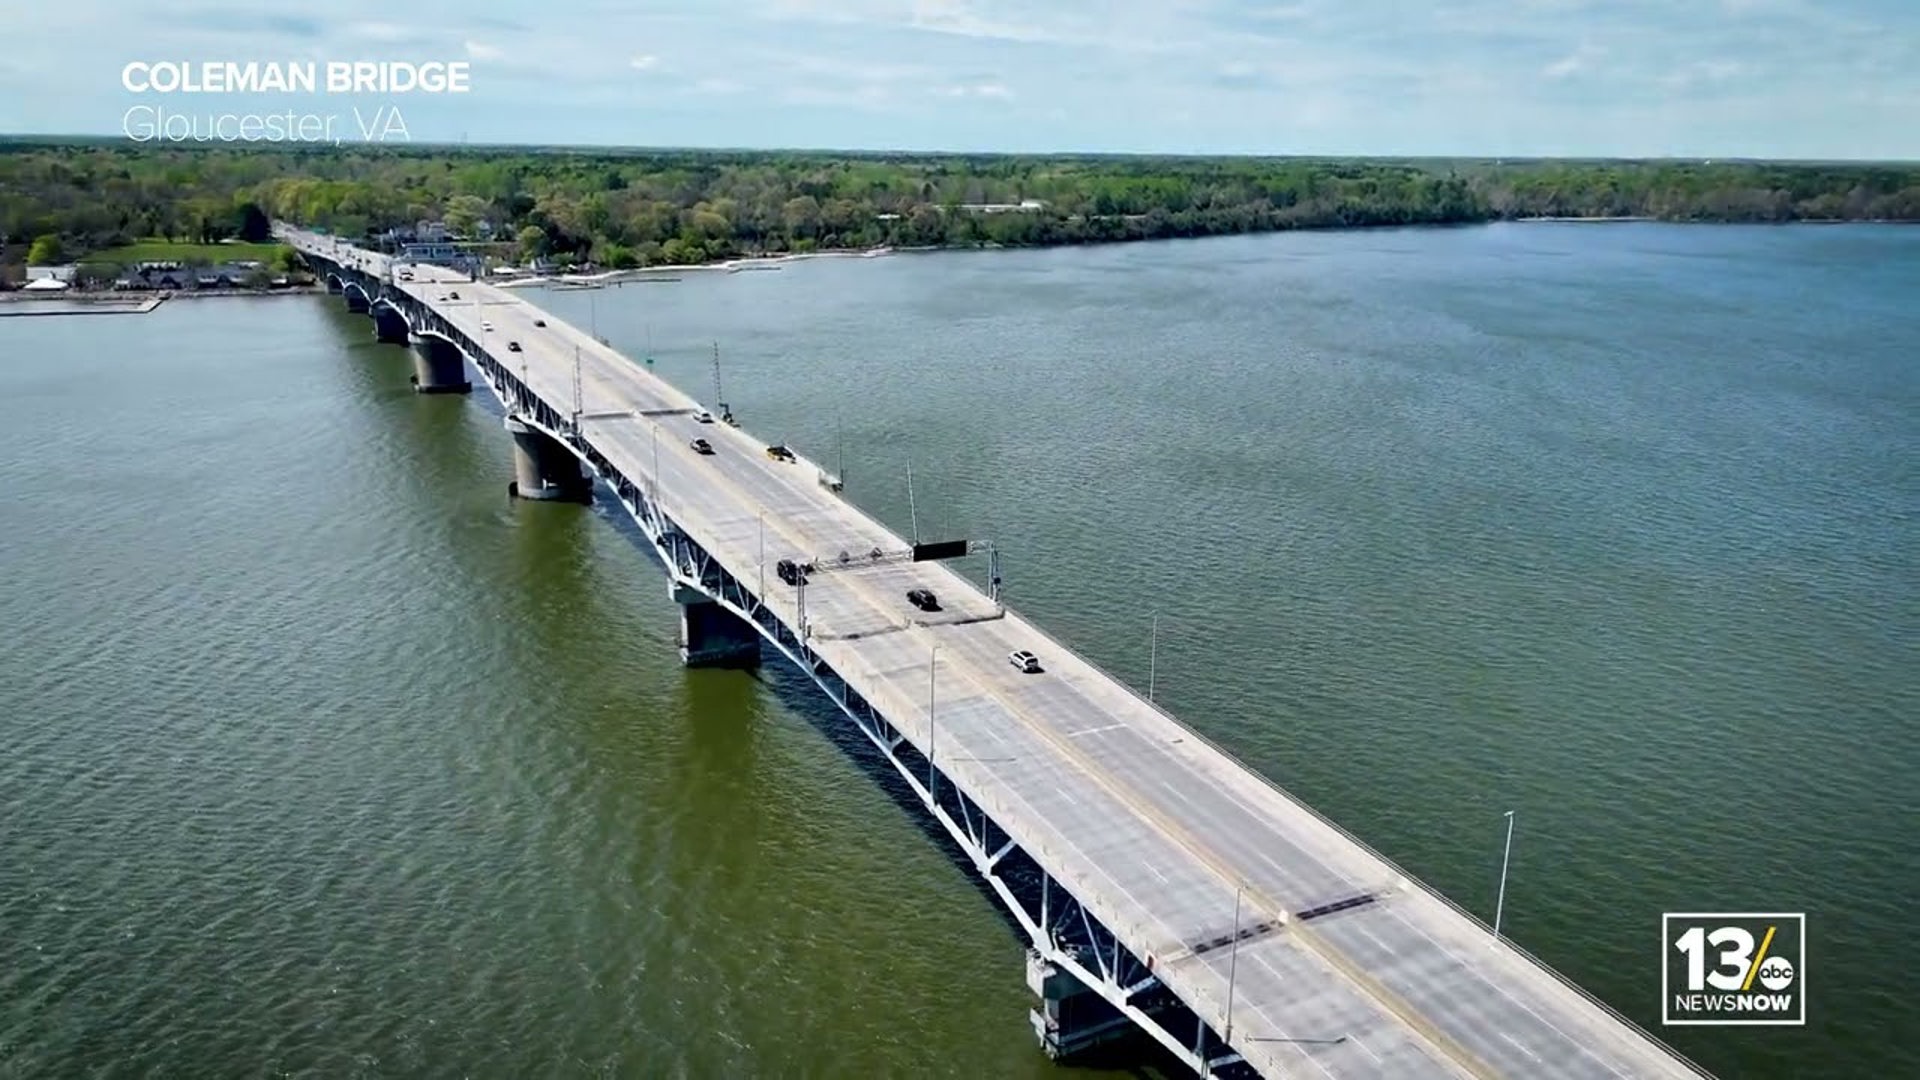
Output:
left=625, top=412, right=1704, bottom=1068
left=992, top=599, right=1715, bottom=1077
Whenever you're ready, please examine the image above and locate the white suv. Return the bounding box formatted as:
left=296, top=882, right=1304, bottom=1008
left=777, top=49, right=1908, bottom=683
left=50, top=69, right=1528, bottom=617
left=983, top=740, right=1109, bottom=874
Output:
left=1008, top=650, right=1042, bottom=674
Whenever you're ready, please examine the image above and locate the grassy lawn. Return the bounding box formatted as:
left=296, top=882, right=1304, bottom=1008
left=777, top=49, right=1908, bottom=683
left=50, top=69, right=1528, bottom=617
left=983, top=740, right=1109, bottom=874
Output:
left=85, top=240, right=290, bottom=265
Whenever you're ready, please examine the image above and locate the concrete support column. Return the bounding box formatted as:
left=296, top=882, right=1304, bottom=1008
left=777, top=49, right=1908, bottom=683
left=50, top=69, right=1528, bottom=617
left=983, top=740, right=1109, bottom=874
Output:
left=343, top=289, right=369, bottom=313
left=672, top=582, right=760, bottom=668
left=372, top=306, right=410, bottom=344
left=1027, top=951, right=1136, bottom=1062
left=409, top=334, right=472, bottom=394
left=505, top=415, right=591, bottom=503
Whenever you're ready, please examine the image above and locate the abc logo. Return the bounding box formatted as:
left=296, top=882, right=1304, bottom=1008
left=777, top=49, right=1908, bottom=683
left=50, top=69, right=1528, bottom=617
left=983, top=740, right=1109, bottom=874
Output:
left=1756, top=955, right=1795, bottom=991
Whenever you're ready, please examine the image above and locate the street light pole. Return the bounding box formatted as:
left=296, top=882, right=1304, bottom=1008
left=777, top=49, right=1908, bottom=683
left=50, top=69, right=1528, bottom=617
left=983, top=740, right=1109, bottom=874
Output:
left=1494, top=809, right=1516, bottom=938
left=927, top=645, right=939, bottom=799
left=758, top=513, right=766, bottom=599
left=1224, top=884, right=1244, bottom=1044
left=1149, top=612, right=1159, bottom=702
left=906, top=458, right=920, bottom=543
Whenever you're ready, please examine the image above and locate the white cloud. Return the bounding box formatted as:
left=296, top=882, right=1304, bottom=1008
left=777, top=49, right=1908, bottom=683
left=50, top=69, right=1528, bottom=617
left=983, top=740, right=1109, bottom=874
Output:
left=465, top=41, right=503, bottom=60
left=2, top=0, right=1916, bottom=157
left=345, top=21, right=416, bottom=42
left=1543, top=43, right=1603, bottom=79
left=1659, top=58, right=1749, bottom=90
left=908, top=0, right=1051, bottom=42
left=1248, top=3, right=1316, bottom=20
left=936, top=80, right=1014, bottom=99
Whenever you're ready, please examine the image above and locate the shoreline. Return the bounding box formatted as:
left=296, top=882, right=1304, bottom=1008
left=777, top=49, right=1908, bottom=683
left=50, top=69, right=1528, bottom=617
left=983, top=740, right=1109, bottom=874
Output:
left=483, top=217, right=1916, bottom=286
left=492, top=246, right=899, bottom=289
left=0, top=285, right=325, bottom=317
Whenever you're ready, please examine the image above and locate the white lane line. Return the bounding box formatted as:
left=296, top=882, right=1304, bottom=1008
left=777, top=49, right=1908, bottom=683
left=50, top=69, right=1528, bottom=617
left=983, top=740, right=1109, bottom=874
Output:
left=1347, top=914, right=1625, bottom=1079
left=1067, top=721, right=1125, bottom=738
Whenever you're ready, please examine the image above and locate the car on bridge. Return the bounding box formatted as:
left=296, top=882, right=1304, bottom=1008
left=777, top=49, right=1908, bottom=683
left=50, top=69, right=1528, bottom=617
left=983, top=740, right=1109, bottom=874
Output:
left=765, top=444, right=797, bottom=463
left=690, top=437, right=714, bottom=455
left=907, top=588, right=940, bottom=612
left=693, top=409, right=714, bottom=423
left=776, top=558, right=808, bottom=586
left=481, top=320, right=494, bottom=332
left=533, top=318, right=547, bottom=327
left=507, top=341, right=522, bottom=352
left=1008, top=650, right=1043, bottom=674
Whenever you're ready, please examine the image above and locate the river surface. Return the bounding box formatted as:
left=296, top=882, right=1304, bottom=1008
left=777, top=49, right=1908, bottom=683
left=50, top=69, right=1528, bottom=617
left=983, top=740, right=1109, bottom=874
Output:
left=1, top=223, right=1914, bottom=1079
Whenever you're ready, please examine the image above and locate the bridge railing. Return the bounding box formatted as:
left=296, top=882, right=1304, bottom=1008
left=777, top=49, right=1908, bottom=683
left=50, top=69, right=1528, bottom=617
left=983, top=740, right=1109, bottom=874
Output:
left=751, top=408, right=1709, bottom=1073
left=993, top=597, right=1714, bottom=1076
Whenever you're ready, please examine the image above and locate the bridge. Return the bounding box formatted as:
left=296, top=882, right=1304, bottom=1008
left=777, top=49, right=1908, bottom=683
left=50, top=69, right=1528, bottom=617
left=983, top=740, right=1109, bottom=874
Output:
left=284, top=225, right=1714, bottom=1080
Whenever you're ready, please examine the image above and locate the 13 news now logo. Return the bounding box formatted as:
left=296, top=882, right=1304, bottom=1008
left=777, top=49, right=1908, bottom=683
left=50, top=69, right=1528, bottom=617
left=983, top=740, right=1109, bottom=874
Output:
left=1663, top=912, right=1806, bottom=1025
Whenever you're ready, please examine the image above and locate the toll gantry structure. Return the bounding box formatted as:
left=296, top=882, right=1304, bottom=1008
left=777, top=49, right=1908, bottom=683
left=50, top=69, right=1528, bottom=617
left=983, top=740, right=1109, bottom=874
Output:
left=286, top=226, right=1715, bottom=1080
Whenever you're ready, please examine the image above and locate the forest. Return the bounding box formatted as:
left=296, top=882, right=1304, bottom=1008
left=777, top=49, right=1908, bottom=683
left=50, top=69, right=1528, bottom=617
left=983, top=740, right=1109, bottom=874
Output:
left=3, top=140, right=1917, bottom=272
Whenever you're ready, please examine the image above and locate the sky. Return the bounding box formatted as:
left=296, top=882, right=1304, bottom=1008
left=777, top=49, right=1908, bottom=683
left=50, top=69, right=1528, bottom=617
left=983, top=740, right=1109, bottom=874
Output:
left=0, top=0, right=1915, bottom=159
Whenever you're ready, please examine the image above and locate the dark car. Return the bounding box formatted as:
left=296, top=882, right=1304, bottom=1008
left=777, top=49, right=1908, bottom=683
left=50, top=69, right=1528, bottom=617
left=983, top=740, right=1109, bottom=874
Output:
left=507, top=341, right=522, bottom=352
left=907, top=588, right=940, bottom=612
left=776, top=558, right=807, bottom=586
left=448, top=291, right=460, bottom=300
left=690, top=437, right=714, bottom=455
left=765, top=444, right=796, bottom=463
left=533, top=318, right=547, bottom=327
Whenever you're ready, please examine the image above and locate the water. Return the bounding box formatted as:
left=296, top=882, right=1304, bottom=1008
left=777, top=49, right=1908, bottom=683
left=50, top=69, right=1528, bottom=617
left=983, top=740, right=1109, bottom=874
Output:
left=2, top=223, right=1914, bottom=1079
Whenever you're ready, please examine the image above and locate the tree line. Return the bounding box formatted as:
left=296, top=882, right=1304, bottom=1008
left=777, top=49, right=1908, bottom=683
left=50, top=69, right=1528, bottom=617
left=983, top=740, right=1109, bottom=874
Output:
left=3, top=141, right=1917, bottom=271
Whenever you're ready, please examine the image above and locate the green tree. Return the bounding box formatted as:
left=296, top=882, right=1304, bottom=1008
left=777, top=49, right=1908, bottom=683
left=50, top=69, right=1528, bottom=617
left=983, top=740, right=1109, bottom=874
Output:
left=443, top=193, right=491, bottom=237
left=234, top=200, right=271, bottom=243
left=3, top=143, right=1917, bottom=269
left=515, top=225, right=548, bottom=261
left=26, top=233, right=62, bottom=264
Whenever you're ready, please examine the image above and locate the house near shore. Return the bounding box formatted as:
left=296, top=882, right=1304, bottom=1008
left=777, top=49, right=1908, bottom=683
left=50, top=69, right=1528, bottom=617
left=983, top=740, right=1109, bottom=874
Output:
left=951, top=199, right=1048, bottom=214
left=26, top=264, right=78, bottom=287
left=110, top=261, right=267, bottom=290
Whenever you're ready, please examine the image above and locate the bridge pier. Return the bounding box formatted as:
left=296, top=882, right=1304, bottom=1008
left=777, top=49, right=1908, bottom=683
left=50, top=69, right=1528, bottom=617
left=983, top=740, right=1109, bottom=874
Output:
left=672, top=583, right=761, bottom=668
left=1027, top=951, right=1137, bottom=1062
left=409, top=334, right=472, bottom=394
left=505, top=416, right=591, bottom=503
left=372, top=306, right=410, bottom=344
left=324, top=275, right=343, bottom=295
left=343, top=290, right=369, bottom=314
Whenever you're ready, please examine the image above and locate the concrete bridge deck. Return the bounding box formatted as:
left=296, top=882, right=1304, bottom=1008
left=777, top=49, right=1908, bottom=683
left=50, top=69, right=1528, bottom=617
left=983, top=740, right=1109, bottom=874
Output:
left=283, top=226, right=1712, bottom=1080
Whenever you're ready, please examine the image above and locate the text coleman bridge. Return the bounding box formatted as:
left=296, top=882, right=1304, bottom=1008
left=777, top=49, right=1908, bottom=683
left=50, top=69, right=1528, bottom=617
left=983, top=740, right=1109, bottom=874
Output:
left=284, top=224, right=1713, bottom=1080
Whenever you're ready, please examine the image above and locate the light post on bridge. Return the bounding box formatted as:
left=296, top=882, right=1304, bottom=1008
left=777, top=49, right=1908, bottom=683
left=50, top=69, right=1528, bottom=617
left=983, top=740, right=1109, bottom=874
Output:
left=927, top=644, right=940, bottom=800
left=1149, top=612, right=1160, bottom=702
left=1494, top=809, right=1517, bottom=939
left=651, top=422, right=661, bottom=506
left=1224, top=883, right=1244, bottom=1044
